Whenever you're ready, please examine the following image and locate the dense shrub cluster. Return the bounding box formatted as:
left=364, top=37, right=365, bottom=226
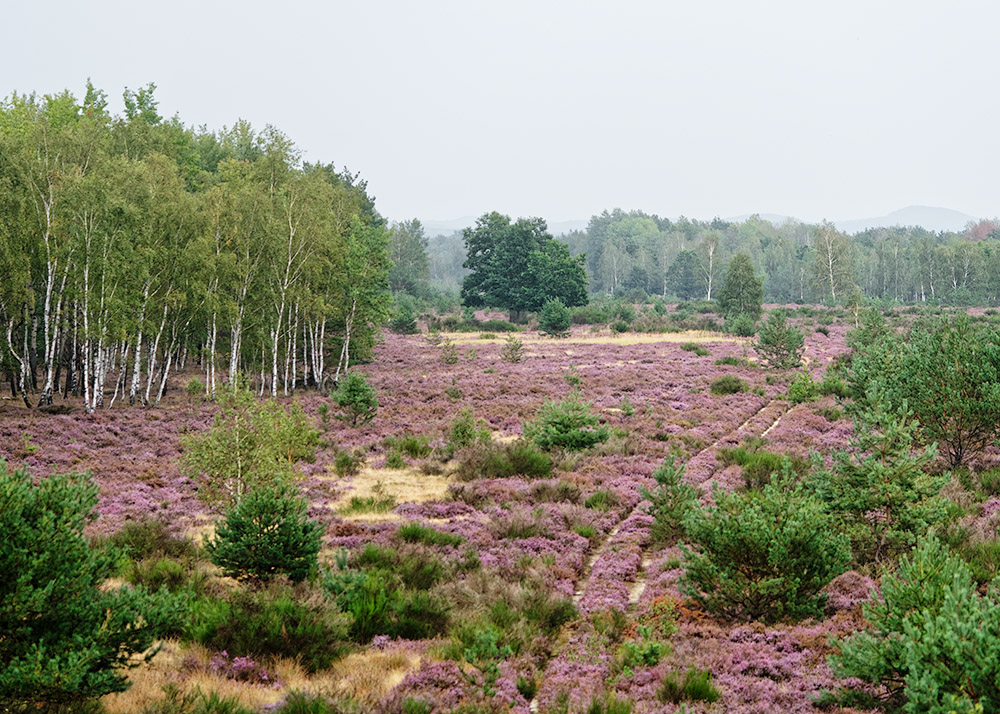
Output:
left=523, top=391, right=609, bottom=451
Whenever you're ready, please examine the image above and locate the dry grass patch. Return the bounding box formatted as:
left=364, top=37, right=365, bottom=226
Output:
left=324, top=648, right=423, bottom=705
left=331, top=465, right=451, bottom=522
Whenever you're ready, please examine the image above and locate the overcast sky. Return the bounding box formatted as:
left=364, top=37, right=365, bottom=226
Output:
left=2, top=1, right=997, bottom=226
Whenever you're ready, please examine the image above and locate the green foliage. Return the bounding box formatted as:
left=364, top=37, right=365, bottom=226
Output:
left=829, top=537, right=1000, bottom=713
left=539, top=297, right=573, bottom=337
left=188, top=582, right=350, bottom=673
left=385, top=450, right=407, bottom=469
left=499, top=334, right=525, bottom=363
left=640, top=456, right=699, bottom=544
left=809, top=403, right=948, bottom=565
left=207, top=482, right=323, bottom=583
left=658, top=667, right=721, bottom=704
left=717, top=252, right=764, bottom=321
left=333, top=449, right=364, bottom=477
left=679, top=479, right=849, bottom=622
left=667, top=250, right=703, bottom=300
left=99, top=518, right=199, bottom=561
left=584, top=490, right=618, bottom=511
left=725, top=313, right=757, bottom=337
left=0, top=461, right=185, bottom=707
left=331, top=372, right=378, bottom=426
left=322, top=551, right=450, bottom=642
left=849, top=315, right=1000, bottom=466
left=139, top=684, right=256, bottom=714
left=715, top=355, right=744, bottom=366
left=522, top=391, right=609, bottom=451
left=717, top=444, right=809, bottom=490
left=709, top=375, right=748, bottom=395
left=180, top=387, right=319, bottom=506
left=679, top=342, right=709, bottom=356
left=787, top=370, right=819, bottom=404
left=454, top=439, right=553, bottom=481
left=397, top=522, right=464, bottom=547
left=390, top=304, right=420, bottom=334
left=439, top=338, right=459, bottom=364
left=585, top=694, right=634, bottom=714
left=460, top=212, right=588, bottom=321
left=447, top=406, right=492, bottom=455
left=754, top=310, right=804, bottom=369
left=339, top=482, right=396, bottom=514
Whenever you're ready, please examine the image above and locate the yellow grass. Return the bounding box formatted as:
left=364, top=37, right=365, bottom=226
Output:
left=101, top=640, right=423, bottom=712
left=329, top=463, right=451, bottom=522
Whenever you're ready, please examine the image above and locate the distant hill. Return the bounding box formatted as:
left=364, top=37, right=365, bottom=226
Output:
left=834, top=205, right=978, bottom=234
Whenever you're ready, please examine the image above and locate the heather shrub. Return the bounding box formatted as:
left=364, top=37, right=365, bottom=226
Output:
left=539, top=297, right=572, bottom=337
left=207, top=483, right=323, bottom=584
left=828, top=537, right=1000, bottom=713
left=330, top=372, right=378, bottom=426
left=523, top=391, right=609, bottom=451
left=640, top=456, right=699, bottom=544
left=187, top=582, right=350, bottom=672
left=0, top=462, right=186, bottom=707
left=530, top=479, right=581, bottom=503
left=680, top=479, right=850, bottom=622
left=709, top=375, right=747, bottom=395
left=181, top=387, right=320, bottom=506
left=810, top=403, right=948, bottom=565
left=754, top=310, right=804, bottom=369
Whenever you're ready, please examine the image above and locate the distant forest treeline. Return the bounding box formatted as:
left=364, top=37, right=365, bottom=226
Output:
left=0, top=84, right=391, bottom=409
left=423, top=209, right=1000, bottom=305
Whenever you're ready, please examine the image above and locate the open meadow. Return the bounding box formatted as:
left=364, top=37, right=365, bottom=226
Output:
left=9, top=305, right=973, bottom=714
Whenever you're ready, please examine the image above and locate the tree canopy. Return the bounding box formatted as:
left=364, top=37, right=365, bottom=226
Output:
left=460, top=212, right=588, bottom=321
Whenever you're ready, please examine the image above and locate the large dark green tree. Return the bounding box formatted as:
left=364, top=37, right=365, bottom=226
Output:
left=717, top=252, right=764, bottom=321
left=461, top=212, right=587, bottom=321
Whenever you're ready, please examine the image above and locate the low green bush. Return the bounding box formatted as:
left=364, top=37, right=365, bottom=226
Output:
left=717, top=444, right=808, bottom=490
left=680, top=479, right=850, bottom=623
left=188, top=583, right=350, bottom=673
left=640, top=456, right=699, bottom=544
left=709, top=375, right=748, bottom=395
left=680, top=342, right=709, bottom=356
left=330, top=373, right=378, bottom=426
left=658, top=667, right=721, bottom=704
left=454, top=439, right=552, bottom=481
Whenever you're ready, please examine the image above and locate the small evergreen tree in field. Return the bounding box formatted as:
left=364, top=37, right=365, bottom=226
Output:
left=523, top=390, right=609, bottom=451
left=208, top=482, right=323, bottom=583
left=829, top=537, right=1000, bottom=713
left=640, top=455, right=699, bottom=544
left=754, top=310, right=804, bottom=369
left=331, top=372, right=378, bottom=426
left=717, top=253, right=763, bottom=321
left=0, top=461, right=184, bottom=708
left=810, top=402, right=948, bottom=565
left=680, top=476, right=849, bottom=623
left=539, top=297, right=572, bottom=337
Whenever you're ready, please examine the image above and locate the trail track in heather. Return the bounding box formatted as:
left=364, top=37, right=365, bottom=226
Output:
left=531, top=393, right=792, bottom=709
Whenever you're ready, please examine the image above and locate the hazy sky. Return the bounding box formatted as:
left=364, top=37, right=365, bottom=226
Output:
left=2, top=1, right=997, bottom=225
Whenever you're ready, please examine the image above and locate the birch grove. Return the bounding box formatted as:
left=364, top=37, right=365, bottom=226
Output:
left=0, top=84, right=390, bottom=409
